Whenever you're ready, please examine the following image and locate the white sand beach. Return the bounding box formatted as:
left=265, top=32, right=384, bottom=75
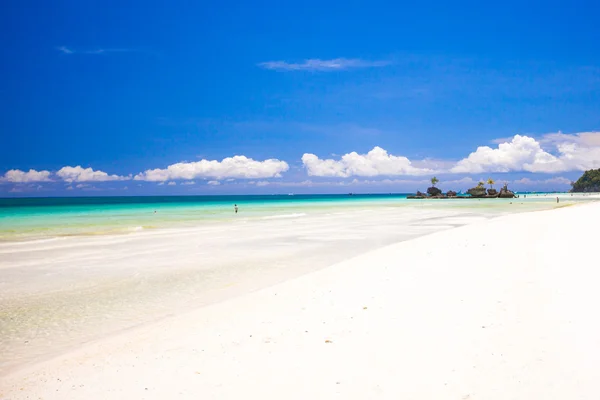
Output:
left=2, top=199, right=600, bottom=399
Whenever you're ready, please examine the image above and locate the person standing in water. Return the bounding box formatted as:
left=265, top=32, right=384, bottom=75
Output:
left=234, top=204, right=238, bottom=214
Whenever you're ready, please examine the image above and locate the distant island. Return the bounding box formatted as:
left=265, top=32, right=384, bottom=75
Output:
left=408, top=177, right=516, bottom=199
left=571, top=169, right=600, bottom=192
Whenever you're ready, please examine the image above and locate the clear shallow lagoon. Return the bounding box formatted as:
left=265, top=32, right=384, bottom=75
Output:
left=0, top=193, right=591, bottom=241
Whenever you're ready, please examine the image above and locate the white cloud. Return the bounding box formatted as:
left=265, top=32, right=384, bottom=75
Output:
left=538, top=131, right=600, bottom=147
left=258, top=58, right=390, bottom=72
left=57, top=166, right=128, bottom=182
left=452, top=133, right=600, bottom=173
left=451, top=135, right=563, bottom=173
left=167, top=181, right=176, bottom=186
left=553, top=142, right=600, bottom=172
left=135, top=156, right=289, bottom=182
left=56, top=46, right=137, bottom=55
left=411, top=158, right=457, bottom=171
left=443, top=177, right=478, bottom=187
left=1, top=169, right=52, bottom=183
left=4, top=132, right=599, bottom=191
left=513, top=177, right=572, bottom=186
left=545, top=177, right=572, bottom=185
left=56, top=46, right=74, bottom=54
left=302, top=147, right=433, bottom=177
left=82, top=48, right=134, bottom=55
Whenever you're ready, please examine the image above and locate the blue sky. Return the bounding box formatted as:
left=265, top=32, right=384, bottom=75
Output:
left=1, top=0, right=599, bottom=195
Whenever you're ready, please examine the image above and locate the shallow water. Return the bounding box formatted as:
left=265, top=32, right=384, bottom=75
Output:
left=0, top=193, right=590, bottom=241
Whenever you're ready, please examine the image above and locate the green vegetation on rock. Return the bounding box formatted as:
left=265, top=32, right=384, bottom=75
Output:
left=571, top=169, right=600, bottom=192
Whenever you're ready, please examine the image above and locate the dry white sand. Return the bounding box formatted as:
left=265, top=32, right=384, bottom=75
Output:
left=2, top=201, right=600, bottom=399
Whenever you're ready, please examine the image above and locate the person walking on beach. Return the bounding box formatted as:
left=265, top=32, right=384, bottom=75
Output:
left=557, top=197, right=559, bottom=203
left=234, top=204, right=238, bottom=214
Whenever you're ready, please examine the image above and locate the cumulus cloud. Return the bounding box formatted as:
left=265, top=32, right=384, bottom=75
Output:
left=302, top=147, right=433, bottom=177
left=513, top=177, right=571, bottom=185
left=258, top=58, right=390, bottom=72
left=57, top=166, right=129, bottom=182
left=1, top=169, right=52, bottom=183
left=451, top=135, right=563, bottom=173
left=134, top=156, right=289, bottom=182
left=452, top=133, right=600, bottom=173
left=538, top=131, right=600, bottom=147
left=4, top=131, right=599, bottom=190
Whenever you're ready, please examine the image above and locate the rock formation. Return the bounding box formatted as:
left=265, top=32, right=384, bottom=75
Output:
left=498, top=183, right=516, bottom=198
left=408, top=181, right=516, bottom=199
left=466, top=187, right=487, bottom=197
left=427, top=186, right=442, bottom=196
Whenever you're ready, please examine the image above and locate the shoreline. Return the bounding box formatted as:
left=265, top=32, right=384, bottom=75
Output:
left=3, top=200, right=600, bottom=398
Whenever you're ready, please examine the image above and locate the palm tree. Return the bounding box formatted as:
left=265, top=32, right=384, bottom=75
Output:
left=487, top=178, right=495, bottom=190
left=430, top=176, right=439, bottom=187
left=477, top=181, right=485, bottom=189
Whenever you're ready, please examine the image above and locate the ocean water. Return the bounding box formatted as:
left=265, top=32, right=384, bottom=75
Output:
left=0, top=193, right=592, bottom=241
left=1, top=192, right=597, bottom=374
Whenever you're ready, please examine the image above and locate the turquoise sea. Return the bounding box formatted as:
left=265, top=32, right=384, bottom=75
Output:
left=0, top=192, right=596, bottom=374
left=0, top=193, right=588, bottom=241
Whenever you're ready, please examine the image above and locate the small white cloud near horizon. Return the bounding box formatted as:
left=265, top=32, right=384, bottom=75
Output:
left=135, top=156, right=289, bottom=182
left=302, top=147, right=433, bottom=178
left=1, top=169, right=52, bottom=183
left=258, top=58, right=391, bottom=72
left=57, top=166, right=129, bottom=183
left=207, top=180, right=221, bottom=186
